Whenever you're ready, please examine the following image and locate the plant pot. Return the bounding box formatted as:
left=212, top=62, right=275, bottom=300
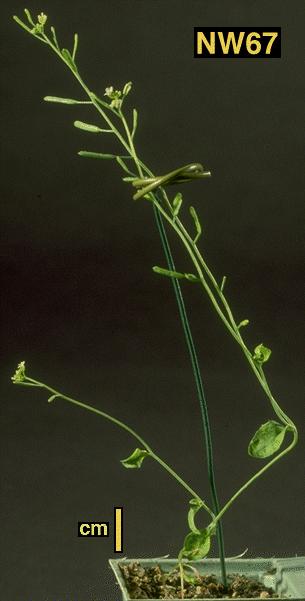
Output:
left=109, top=556, right=305, bottom=600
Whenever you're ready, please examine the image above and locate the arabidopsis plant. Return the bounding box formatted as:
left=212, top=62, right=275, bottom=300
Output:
left=12, top=9, right=298, bottom=592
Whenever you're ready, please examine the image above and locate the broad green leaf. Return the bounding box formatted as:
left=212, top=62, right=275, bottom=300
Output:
left=182, top=529, right=211, bottom=560
left=120, top=448, right=149, bottom=468
left=78, top=151, right=116, bottom=159
left=61, top=48, right=78, bottom=72
left=253, top=343, right=271, bottom=365
left=248, top=420, right=286, bottom=458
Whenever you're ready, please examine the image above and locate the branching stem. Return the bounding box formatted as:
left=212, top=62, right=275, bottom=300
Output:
left=12, top=11, right=298, bottom=572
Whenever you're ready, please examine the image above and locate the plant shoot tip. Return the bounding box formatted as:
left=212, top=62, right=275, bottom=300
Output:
left=11, top=361, right=26, bottom=382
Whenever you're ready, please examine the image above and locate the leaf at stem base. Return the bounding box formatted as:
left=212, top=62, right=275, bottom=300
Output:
left=181, top=528, right=212, bottom=560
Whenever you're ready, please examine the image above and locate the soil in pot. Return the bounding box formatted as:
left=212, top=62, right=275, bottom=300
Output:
left=119, top=561, right=287, bottom=599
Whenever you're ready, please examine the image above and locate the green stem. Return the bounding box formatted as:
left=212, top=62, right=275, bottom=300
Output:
left=19, top=376, right=214, bottom=520
left=119, top=109, right=227, bottom=583
left=47, top=24, right=285, bottom=433
left=23, top=26, right=134, bottom=156
left=145, top=193, right=295, bottom=431
left=15, top=18, right=295, bottom=436
left=257, top=365, right=295, bottom=427
left=14, top=15, right=298, bottom=566
left=213, top=426, right=298, bottom=525
left=152, top=199, right=227, bottom=586
left=120, top=111, right=144, bottom=178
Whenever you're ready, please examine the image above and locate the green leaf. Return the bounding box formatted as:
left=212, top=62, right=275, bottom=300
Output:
left=248, top=420, right=287, bottom=458
left=120, top=448, right=149, bottom=468
left=78, top=151, right=116, bottom=159
left=61, top=48, right=78, bottom=72
left=253, top=343, right=271, bottom=365
left=182, top=529, right=211, bottom=560
left=74, top=120, right=112, bottom=133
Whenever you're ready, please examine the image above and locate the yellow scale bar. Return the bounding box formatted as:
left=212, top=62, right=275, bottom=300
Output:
left=115, top=507, right=122, bottom=552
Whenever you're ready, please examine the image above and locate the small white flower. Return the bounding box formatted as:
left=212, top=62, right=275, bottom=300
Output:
left=104, top=86, right=114, bottom=97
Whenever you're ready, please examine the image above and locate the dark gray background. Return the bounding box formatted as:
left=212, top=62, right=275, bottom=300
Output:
left=1, top=1, right=304, bottom=600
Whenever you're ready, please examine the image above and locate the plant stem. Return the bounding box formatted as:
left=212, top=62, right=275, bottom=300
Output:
left=19, top=376, right=215, bottom=520
left=119, top=107, right=227, bottom=583
left=14, top=18, right=296, bottom=436
left=13, top=14, right=299, bottom=568
left=152, top=200, right=227, bottom=586
left=118, top=105, right=226, bottom=579
left=145, top=193, right=296, bottom=430
left=213, top=426, right=298, bottom=525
